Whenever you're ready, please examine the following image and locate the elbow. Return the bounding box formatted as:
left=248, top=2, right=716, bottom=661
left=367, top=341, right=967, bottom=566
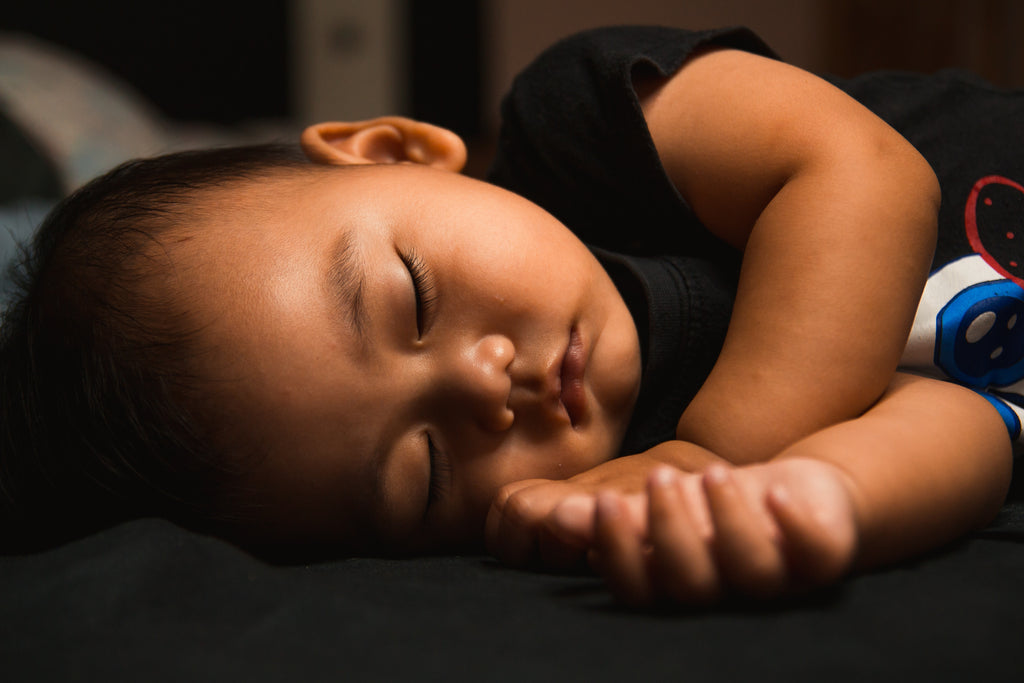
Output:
left=907, top=147, right=941, bottom=290
left=922, top=160, right=942, bottom=215
left=824, top=124, right=941, bottom=258
left=893, top=134, right=941, bottom=214
left=911, top=147, right=941, bottom=232
left=862, top=131, right=940, bottom=279
left=885, top=133, right=941, bottom=242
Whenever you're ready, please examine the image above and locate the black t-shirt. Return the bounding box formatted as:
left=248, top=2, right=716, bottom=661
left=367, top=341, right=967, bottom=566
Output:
left=488, top=26, right=774, bottom=258
left=488, top=25, right=1024, bottom=449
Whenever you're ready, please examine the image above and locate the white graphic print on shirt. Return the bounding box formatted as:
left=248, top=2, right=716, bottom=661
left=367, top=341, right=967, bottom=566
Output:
left=901, top=175, right=1024, bottom=440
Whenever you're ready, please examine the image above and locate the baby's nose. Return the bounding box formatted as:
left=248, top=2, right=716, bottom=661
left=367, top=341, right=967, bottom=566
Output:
left=453, top=334, right=514, bottom=432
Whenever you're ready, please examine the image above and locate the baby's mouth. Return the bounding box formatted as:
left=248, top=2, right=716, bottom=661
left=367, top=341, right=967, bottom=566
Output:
left=559, top=326, right=588, bottom=428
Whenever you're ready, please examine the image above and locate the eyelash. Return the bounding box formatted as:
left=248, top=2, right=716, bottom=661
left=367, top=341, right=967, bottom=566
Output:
left=400, top=249, right=438, bottom=338
left=400, top=249, right=446, bottom=511
left=425, top=433, right=451, bottom=511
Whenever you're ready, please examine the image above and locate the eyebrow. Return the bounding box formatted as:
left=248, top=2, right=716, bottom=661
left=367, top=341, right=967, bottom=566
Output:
left=323, top=230, right=369, bottom=351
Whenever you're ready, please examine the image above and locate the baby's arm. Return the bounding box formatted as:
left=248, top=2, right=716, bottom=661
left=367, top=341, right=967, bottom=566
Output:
left=639, top=49, right=941, bottom=462
left=487, top=374, right=1011, bottom=602
left=589, top=374, right=1012, bottom=603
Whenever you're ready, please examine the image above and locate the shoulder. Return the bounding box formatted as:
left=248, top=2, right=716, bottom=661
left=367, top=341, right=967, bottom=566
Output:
left=488, top=26, right=779, bottom=255
left=522, top=25, right=775, bottom=70
left=492, top=25, right=779, bottom=163
left=506, top=25, right=777, bottom=101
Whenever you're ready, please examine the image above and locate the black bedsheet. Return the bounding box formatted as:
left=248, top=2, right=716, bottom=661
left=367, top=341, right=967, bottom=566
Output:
left=4, top=492, right=1023, bottom=682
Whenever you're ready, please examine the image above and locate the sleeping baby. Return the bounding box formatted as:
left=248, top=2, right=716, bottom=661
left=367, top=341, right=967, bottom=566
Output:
left=1, top=26, right=1018, bottom=605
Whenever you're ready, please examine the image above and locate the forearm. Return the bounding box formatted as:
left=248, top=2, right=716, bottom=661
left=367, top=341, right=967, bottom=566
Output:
left=772, top=373, right=1012, bottom=569
left=490, top=375, right=1010, bottom=594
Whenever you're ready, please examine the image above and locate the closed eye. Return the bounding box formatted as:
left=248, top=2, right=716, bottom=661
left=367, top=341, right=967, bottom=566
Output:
left=424, top=433, right=451, bottom=515
left=399, top=249, right=437, bottom=338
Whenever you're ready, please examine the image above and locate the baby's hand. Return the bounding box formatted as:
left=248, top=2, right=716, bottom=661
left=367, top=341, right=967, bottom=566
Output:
left=484, top=441, right=725, bottom=570
left=591, top=458, right=859, bottom=605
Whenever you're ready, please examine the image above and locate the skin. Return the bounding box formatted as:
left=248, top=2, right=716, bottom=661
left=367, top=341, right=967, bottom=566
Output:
left=179, top=160, right=642, bottom=553
left=648, top=49, right=943, bottom=462
left=497, top=373, right=1010, bottom=604
left=484, top=49, right=1011, bottom=602
left=164, top=47, right=1011, bottom=602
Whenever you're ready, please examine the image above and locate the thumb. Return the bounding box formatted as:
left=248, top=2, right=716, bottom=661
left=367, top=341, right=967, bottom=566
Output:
left=485, top=478, right=558, bottom=566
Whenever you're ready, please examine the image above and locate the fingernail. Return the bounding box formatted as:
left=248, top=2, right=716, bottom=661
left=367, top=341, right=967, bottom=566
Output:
left=552, top=496, right=596, bottom=538
left=650, top=466, right=676, bottom=488
left=555, top=495, right=595, bottom=518
left=704, top=465, right=729, bottom=485
left=769, top=484, right=790, bottom=506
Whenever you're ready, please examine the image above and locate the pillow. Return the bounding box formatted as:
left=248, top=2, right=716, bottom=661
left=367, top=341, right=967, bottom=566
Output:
left=0, top=105, right=60, bottom=204
left=0, top=31, right=170, bottom=193
left=0, top=198, right=51, bottom=310
left=0, top=104, right=56, bottom=310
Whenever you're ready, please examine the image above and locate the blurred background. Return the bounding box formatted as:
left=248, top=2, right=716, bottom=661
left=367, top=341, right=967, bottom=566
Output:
left=3, top=0, right=1024, bottom=183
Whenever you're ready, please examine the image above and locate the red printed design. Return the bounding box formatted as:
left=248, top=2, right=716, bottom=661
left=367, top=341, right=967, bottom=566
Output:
left=965, top=175, right=1024, bottom=287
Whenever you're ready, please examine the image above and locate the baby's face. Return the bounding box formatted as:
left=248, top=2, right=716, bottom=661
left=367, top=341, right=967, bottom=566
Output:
left=184, top=164, right=641, bottom=553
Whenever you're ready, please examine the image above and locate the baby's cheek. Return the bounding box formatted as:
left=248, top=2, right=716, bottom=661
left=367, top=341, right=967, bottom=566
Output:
left=480, top=439, right=580, bottom=493
left=589, top=298, right=643, bottom=426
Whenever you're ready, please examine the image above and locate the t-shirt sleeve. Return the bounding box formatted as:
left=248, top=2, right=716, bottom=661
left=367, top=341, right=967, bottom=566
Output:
left=486, top=25, right=777, bottom=257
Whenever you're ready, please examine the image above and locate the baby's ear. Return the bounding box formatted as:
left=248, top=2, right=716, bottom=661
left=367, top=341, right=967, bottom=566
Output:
left=301, top=117, right=466, bottom=172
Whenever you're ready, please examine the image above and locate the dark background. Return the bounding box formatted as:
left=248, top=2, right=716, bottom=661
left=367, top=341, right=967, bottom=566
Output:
left=5, top=0, right=1023, bottom=144
left=2, top=0, right=484, bottom=136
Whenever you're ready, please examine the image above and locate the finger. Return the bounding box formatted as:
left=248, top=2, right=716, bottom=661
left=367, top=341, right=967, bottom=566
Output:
left=485, top=480, right=554, bottom=567
left=679, top=474, right=714, bottom=541
left=646, top=467, right=721, bottom=603
left=591, top=491, right=652, bottom=606
left=484, top=478, right=543, bottom=546
left=703, top=466, right=786, bottom=598
left=541, top=489, right=644, bottom=550
left=547, top=495, right=597, bottom=547
left=767, top=485, right=856, bottom=584
left=537, top=496, right=596, bottom=572
left=620, top=492, right=650, bottom=538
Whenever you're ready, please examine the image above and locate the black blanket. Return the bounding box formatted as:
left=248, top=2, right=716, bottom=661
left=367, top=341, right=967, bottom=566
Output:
left=4, top=491, right=1023, bottom=682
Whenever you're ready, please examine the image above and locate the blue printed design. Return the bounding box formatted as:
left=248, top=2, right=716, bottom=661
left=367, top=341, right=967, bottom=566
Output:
left=980, top=393, right=1022, bottom=439
left=935, top=280, right=1024, bottom=385
left=934, top=279, right=1024, bottom=440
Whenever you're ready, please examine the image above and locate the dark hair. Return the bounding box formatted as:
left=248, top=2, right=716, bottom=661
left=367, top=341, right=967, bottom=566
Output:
left=0, top=143, right=312, bottom=551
